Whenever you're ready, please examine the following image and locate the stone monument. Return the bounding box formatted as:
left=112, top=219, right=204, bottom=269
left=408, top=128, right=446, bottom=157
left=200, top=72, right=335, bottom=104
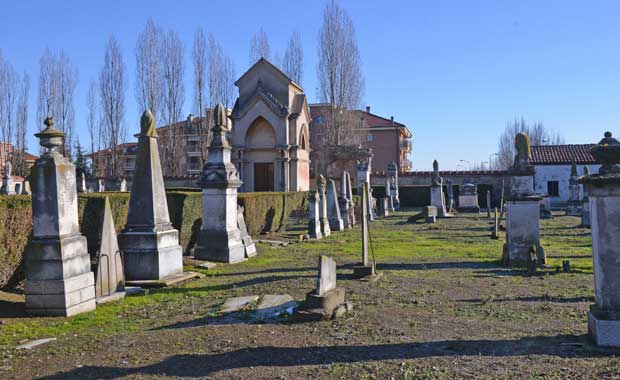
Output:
left=338, top=172, right=352, bottom=229
left=119, top=178, right=127, bottom=192
left=566, top=160, right=582, bottom=216
left=446, top=179, right=455, bottom=212
left=194, top=104, right=245, bottom=263
left=502, top=132, right=545, bottom=266
left=581, top=165, right=591, bottom=228
left=118, top=110, right=184, bottom=280
left=317, top=174, right=331, bottom=237
left=353, top=182, right=376, bottom=278
left=97, top=179, right=105, bottom=192
left=326, top=179, right=344, bottom=231
left=237, top=205, right=257, bottom=257
left=25, top=117, right=96, bottom=316
left=0, top=159, right=14, bottom=195
left=387, top=161, right=400, bottom=210
left=378, top=198, right=389, bottom=218
left=430, top=160, right=447, bottom=217
left=94, top=197, right=125, bottom=303
left=77, top=172, right=87, bottom=193
left=580, top=132, right=620, bottom=346
left=385, top=177, right=394, bottom=212
left=308, top=191, right=323, bottom=239
left=457, top=183, right=480, bottom=213
left=356, top=160, right=374, bottom=221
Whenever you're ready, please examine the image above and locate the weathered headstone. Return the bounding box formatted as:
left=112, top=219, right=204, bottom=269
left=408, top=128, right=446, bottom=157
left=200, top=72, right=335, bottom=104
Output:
left=353, top=182, right=376, bottom=278
left=338, top=172, right=352, bottom=229
left=408, top=206, right=437, bottom=223
left=446, top=179, right=454, bottom=213
left=387, top=161, right=400, bottom=210
left=94, top=197, right=125, bottom=303
left=385, top=177, right=393, bottom=212
left=25, top=117, right=96, bottom=316
left=345, top=172, right=356, bottom=227
left=580, top=132, right=620, bottom=346
left=118, top=110, right=184, bottom=280
left=317, top=174, right=331, bottom=237
left=237, top=205, right=257, bottom=257
left=308, top=191, right=323, bottom=239
left=486, top=190, right=492, bottom=218
left=378, top=197, right=389, bottom=218
left=430, top=160, right=447, bottom=217
left=491, top=207, right=499, bottom=239
left=581, top=165, right=591, bottom=228
left=97, top=179, right=105, bottom=192
left=119, top=178, right=127, bottom=192
left=0, top=160, right=14, bottom=195
left=502, top=132, right=545, bottom=266
left=77, top=172, right=87, bottom=193
left=566, top=160, right=582, bottom=216
left=540, top=195, right=553, bottom=219
left=295, top=255, right=347, bottom=321
left=194, top=104, right=245, bottom=263
left=457, top=183, right=480, bottom=213
left=356, top=161, right=375, bottom=221
left=326, top=179, right=344, bottom=231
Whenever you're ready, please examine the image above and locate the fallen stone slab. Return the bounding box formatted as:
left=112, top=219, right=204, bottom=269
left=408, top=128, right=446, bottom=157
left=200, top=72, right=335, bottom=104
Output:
left=257, top=239, right=289, bottom=247
left=255, top=294, right=297, bottom=319
left=125, top=286, right=145, bottom=296
left=183, top=257, right=218, bottom=269
left=125, top=271, right=203, bottom=288
left=16, top=338, right=56, bottom=350
left=220, top=295, right=259, bottom=313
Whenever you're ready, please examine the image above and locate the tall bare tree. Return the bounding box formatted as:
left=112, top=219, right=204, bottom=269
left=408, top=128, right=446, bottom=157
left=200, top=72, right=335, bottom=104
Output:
left=207, top=35, right=237, bottom=124
left=160, top=29, right=185, bottom=176
left=99, top=36, right=126, bottom=178
left=192, top=28, right=208, bottom=163
left=13, top=72, right=29, bottom=176
left=494, top=117, right=565, bottom=169
left=86, top=79, right=99, bottom=175
left=0, top=52, right=18, bottom=164
left=283, top=31, right=303, bottom=84
left=220, top=56, right=236, bottom=109
left=317, top=0, right=365, bottom=146
left=55, top=50, right=78, bottom=158
left=135, top=19, right=164, bottom=121
left=37, top=48, right=58, bottom=133
left=249, top=28, right=270, bottom=65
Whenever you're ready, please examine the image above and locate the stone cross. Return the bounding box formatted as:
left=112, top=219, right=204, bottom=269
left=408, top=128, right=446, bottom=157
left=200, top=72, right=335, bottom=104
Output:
left=326, top=179, right=343, bottom=231
left=25, top=117, right=96, bottom=316
left=308, top=191, right=323, bottom=239
left=95, top=197, right=125, bottom=301
left=118, top=110, right=183, bottom=280
left=316, top=255, right=337, bottom=296
left=194, top=104, right=245, bottom=263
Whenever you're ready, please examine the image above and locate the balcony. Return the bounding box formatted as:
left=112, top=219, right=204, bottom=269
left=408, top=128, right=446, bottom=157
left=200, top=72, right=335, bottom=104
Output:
left=400, top=139, right=412, bottom=153
left=401, top=159, right=413, bottom=172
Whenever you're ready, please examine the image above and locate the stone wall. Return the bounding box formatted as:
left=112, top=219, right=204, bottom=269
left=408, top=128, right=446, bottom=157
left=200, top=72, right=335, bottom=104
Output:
left=534, top=164, right=600, bottom=207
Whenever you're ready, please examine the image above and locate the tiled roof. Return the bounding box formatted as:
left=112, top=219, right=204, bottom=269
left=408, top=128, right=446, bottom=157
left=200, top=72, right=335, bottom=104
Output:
left=531, top=144, right=596, bottom=165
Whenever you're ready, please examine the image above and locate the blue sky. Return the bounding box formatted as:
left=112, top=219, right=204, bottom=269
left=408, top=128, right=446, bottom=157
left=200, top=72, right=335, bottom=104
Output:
left=1, top=0, right=619, bottom=170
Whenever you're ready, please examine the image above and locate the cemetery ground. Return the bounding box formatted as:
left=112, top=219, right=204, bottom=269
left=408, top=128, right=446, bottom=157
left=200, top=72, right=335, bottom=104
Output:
left=0, top=210, right=617, bottom=380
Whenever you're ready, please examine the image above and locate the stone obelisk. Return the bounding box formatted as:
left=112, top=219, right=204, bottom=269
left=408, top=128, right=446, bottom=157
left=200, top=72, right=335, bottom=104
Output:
left=118, top=110, right=183, bottom=281
left=25, top=117, right=96, bottom=316
left=194, top=104, right=246, bottom=263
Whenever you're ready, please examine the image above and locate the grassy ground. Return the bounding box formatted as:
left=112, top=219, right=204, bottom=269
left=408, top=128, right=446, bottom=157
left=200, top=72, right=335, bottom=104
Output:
left=0, top=209, right=615, bottom=380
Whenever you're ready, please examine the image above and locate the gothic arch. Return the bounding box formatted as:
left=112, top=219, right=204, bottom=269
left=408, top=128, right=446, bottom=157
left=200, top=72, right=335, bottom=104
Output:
left=245, top=117, right=276, bottom=149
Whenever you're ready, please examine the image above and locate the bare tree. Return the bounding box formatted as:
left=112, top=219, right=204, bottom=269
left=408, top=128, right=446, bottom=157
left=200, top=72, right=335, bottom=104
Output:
left=249, top=28, right=270, bottom=65
left=55, top=50, right=78, bottom=158
left=99, top=36, right=126, bottom=178
left=135, top=19, right=164, bottom=121
left=37, top=48, right=58, bottom=133
left=86, top=79, right=98, bottom=175
left=0, top=53, right=18, bottom=164
left=220, top=56, right=236, bottom=109
left=192, top=28, right=208, bottom=163
left=494, top=117, right=565, bottom=169
left=317, top=0, right=365, bottom=146
left=13, top=72, right=29, bottom=176
left=160, top=29, right=185, bottom=176
left=283, top=31, right=303, bottom=84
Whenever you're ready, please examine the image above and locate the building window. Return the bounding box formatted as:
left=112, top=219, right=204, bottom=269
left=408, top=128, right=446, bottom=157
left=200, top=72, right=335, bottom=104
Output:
left=547, top=181, right=559, bottom=197
left=367, top=133, right=373, bottom=142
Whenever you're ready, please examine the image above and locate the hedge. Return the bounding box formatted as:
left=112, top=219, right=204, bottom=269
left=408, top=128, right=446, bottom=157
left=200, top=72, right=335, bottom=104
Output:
left=0, top=191, right=308, bottom=288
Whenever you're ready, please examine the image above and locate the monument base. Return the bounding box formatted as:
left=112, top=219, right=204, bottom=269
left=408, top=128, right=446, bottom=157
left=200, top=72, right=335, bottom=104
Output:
left=242, top=237, right=257, bottom=257
left=329, top=218, right=344, bottom=232
left=588, top=310, right=620, bottom=347
left=194, top=229, right=246, bottom=264
left=353, top=263, right=376, bottom=279
left=566, top=202, right=582, bottom=216
left=457, top=206, right=480, bottom=213
left=119, top=229, right=184, bottom=281
left=25, top=272, right=96, bottom=317
left=430, top=186, right=447, bottom=217
left=305, top=288, right=345, bottom=312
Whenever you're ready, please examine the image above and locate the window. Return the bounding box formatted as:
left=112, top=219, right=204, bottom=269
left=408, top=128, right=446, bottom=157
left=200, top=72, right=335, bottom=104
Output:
left=367, top=133, right=373, bottom=142
left=547, top=181, right=559, bottom=197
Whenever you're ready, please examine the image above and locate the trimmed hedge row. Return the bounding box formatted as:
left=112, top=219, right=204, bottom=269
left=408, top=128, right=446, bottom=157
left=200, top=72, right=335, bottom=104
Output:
left=0, top=190, right=308, bottom=288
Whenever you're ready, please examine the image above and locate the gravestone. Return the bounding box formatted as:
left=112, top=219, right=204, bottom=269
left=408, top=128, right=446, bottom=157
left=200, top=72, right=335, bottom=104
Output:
left=21, top=180, right=31, bottom=195
left=97, top=179, right=105, bottom=192
left=580, top=132, right=620, bottom=346
left=77, top=172, right=87, bottom=193
left=317, top=175, right=331, bottom=237
left=237, top=205, right=257, bottom=257
left=119, top=178, right=127, bottom=192
left=356, top=161, right=375, bottom=221
left=486, top=190, right=491, bottom=218
left=25, top=117, right=96, bottom=316
left=194, top=104, right=245, bottom=263
left=14, top=182, right=21, bottom=195
left=326, top=179, right=344, bottom=231
left=457, top=183, right=480, bottom=213
left=540, top=195, right=553, bottom=219
left=338, top=172, right=352, bottom=229
left=430, top=160, right=447, bottom=217
left=385, top=177, right=394, bottom=212
left=491, top=207, right=499, bottom=239
left=378, top=197, right=389, bottom=218
left=0, top=160, right=14, bottom=195
left=94, top=197, right=125, bottom=303
left=345, top=172, right=356, bottom=227
left=308, top=191, right=323, bottom=239
left=566, top=160, right=582, bottom=216
left=387, top=161, right=400, bottom=210
left=118, top=110, right=184, bottom=280
left=446, top=179, right=454, bottom=213
left=296, top=255, right=347, bottom=321
left=502, top=132, right=545, bottom=266
left=353, top=182, right=376, bottom=278
left=581, top=166, right=591, bottom=228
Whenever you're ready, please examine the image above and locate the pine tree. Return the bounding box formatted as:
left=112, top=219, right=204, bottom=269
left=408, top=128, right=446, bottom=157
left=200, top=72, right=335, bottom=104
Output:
left=74, top=141, right=90, bottom=177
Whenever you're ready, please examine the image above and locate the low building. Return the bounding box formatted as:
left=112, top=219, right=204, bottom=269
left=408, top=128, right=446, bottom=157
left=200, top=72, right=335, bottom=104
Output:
left=531, top=144, right=599, bottom=207
left=0, top=142, right=38, bottom=176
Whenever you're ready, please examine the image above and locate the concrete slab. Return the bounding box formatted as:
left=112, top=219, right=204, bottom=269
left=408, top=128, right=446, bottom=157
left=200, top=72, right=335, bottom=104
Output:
left=95, top=291, right=125, bottom=305
left=125, top=271, right=203, bottom=288
left=220, top=295, right=259, bottom=313
left=256, top=294, right=298, bottom=319
left=16, top=338, right=56, bottom=350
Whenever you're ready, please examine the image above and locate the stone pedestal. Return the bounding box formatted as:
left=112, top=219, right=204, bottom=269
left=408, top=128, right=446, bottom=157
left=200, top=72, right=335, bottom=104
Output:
left=378, top=198, right=389, bottom=217
left=581, top=198, right=591, bottom=228
left=326, top=179, right=344, bottom=231
left=503, top=195, right=545, bottom=265
left=458, top=194, right=480, bottom=213
left=308, top=192, right=323, bottom=239
left=25, top=118, right=96, bottom=316
left=194, top=104, right=245, bottom=264
left=119, top=110, right=183, bottom=280
left=430, top=185, right=447, bottom=217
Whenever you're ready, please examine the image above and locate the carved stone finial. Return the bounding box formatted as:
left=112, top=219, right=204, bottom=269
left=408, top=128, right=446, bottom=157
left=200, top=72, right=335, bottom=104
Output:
left=433, top=160, right=439, bottom=174
left=44, top=117, right=54, bottom=128
left=583, top=166, right=590, bottom=176
left=35, top=116, right=65, bottom=152
left=510, top=132, right=534, bottom=174
left=214, top=103, right=226, bottom=128
left=140, top=110, right=158, bottom=137
left=590, top=131, right=620, bottom=175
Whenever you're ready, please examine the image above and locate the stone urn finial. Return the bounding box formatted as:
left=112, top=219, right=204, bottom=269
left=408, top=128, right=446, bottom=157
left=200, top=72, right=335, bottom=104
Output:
left=214, top=104, right=226, bottom=130
left=591, top=131, right=620, bottom=175
left=140, top=109, right=158, bottom=138
left=35, top=116, right=65, bottom=153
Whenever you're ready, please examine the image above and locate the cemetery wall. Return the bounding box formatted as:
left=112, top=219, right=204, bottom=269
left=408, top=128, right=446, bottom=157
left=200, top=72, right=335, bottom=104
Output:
left=0, top=191, right=308, bottom=288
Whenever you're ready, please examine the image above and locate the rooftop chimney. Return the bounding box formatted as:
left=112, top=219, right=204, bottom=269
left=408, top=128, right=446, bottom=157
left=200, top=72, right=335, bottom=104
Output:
left=366, top=106, right=370, bottom=114
left=390, top=116, right=394, bottom=124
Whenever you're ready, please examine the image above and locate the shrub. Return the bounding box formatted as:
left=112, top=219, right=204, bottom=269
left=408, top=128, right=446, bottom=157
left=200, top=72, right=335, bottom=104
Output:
left=0, top=196, right=32, bottom=288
